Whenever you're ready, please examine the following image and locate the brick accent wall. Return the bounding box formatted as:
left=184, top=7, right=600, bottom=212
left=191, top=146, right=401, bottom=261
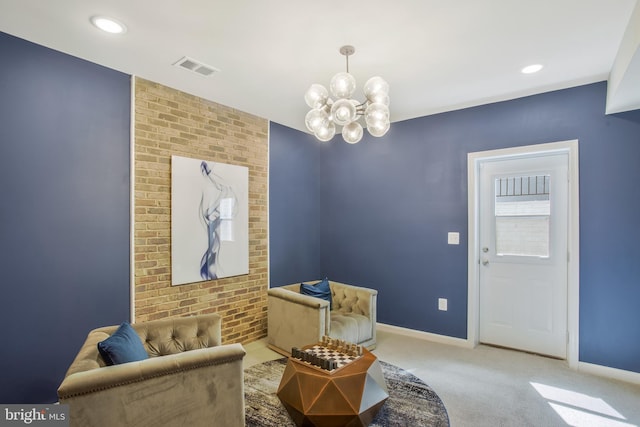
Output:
left=133, top=77, right=269, bottom=344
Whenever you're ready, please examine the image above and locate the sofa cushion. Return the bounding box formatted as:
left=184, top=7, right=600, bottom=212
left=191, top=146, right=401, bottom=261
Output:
left=97, top=322, right=149, bottom=366
left=330, top=312, right=372, bottom=343
left=300, top=278, right=332, bottom=308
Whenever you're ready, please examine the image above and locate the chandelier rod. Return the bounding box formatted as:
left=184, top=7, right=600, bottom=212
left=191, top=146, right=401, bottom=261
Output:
left=339, top=45, right=355, bottom=73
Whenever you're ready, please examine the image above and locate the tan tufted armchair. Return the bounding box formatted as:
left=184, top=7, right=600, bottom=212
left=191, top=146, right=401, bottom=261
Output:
left=267, top=280, right=377, bottom=355
left=57, top=314, right=246, bottom=427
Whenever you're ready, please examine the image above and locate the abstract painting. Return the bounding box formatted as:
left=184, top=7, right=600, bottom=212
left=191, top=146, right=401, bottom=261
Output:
left=171, top=155, right=249, bottom=286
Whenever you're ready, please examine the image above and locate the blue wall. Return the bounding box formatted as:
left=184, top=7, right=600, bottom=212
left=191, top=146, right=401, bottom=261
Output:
left=269, top=123, right=327, bottom=286
left=0, top=33, right=131, bottom=403
left=269, top=82, right=640, bottom=373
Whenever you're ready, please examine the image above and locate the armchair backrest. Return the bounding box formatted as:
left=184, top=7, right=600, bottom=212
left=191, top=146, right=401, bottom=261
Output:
left=330, top=282, right=376, bottom=317
left=63, top=314, right=222, bottom=377
left=132, top=314, right=222, bottom=357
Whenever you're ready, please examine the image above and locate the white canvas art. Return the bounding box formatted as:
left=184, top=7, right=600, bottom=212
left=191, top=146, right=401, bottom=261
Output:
left=171, top=155, right=249, bottom=286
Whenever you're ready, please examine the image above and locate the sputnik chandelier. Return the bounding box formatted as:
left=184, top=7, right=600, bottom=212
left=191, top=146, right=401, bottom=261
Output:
left=304, top=45, right=390, bottom=144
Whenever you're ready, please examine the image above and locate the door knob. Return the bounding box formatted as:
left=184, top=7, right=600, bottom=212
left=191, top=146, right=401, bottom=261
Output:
left=482, top=259, right=489, bottom=266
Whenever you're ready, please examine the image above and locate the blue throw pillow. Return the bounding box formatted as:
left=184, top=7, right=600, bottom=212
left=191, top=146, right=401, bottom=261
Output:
left=300, top=277, right=332, bottom=309
left=97, top=322, right=149, bottom=366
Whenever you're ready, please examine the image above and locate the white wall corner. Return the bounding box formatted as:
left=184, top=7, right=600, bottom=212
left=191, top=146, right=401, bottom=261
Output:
left=606, top=1, right=640, bottom=114
left=130, top=75, right=136, bottom=323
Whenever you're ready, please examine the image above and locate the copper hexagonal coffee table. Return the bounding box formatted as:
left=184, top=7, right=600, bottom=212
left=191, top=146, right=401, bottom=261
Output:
left=277, top=341, right=388, bottom=427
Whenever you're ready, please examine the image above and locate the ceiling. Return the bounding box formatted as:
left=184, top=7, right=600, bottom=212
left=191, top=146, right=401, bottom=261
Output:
left=1, top=0, right=639, bottom=133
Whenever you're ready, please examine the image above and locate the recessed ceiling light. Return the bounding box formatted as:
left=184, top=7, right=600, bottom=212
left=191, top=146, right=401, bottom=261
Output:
left=90, top=16, right=127, bottom=34
left=521, top=64, right=543, bottom=74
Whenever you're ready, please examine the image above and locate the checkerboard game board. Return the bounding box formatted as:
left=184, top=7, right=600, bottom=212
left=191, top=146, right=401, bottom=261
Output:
left=291, top=337, right=363, bottom=373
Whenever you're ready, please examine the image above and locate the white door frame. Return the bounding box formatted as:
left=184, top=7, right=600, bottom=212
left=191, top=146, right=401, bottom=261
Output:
left=467, top=140, right=580, bottom=368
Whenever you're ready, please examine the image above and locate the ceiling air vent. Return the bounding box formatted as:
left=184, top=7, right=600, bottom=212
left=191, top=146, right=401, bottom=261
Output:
left=173, top=56, right=219, bottom=77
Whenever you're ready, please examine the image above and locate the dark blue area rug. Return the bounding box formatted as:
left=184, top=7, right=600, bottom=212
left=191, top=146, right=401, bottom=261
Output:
left=245, top=358, right=449, bottom=426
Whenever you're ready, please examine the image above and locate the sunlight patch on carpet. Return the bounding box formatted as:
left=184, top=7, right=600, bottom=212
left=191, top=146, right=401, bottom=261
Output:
left=531, top=382, right=636, bottom=427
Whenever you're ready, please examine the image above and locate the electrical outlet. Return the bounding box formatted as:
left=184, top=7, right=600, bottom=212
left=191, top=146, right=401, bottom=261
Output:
left=447, top=232, right=460, bottom=245
left=438, top=298, right=448, bottom=311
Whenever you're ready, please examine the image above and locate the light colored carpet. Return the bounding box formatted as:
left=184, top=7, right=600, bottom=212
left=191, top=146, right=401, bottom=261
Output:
left=372, top=329, right=640, bottom=427
left=245, top=331, right=640, bottom=427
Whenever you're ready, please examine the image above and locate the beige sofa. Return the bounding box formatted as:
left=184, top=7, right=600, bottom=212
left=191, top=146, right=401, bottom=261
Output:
left=267, top=280, right=377, bottom=355
left=57, top=314, right=246, bottom=427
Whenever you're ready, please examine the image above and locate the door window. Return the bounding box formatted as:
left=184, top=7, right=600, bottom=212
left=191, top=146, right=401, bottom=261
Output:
left=494, top=175, right=550, bottom=257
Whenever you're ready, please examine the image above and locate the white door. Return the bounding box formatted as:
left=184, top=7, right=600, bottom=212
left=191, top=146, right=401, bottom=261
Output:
left=479, top=153, right=568, bottom=358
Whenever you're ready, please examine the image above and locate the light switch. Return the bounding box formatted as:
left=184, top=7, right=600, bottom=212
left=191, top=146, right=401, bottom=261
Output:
left=447, top=232, right=460, bottom=245
left=438, top=298, right=448, bottom=311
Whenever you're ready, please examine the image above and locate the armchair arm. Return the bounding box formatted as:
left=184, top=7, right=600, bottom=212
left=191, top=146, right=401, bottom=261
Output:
left=268, top=287, right=330, bottom=309
left=57, top=343, right=246, bottom=399
left=267, top=287, right=330, bottom=355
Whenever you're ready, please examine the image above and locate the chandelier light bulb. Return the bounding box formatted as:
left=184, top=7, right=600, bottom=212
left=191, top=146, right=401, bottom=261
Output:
left=305, top=109, right=329, bottom=133
left=369, top=92, right=390, bottom=106
left=342, top=121, right=363, bottom=144
left=365, top=103, right=390, bottom=126
left=330, top=72, right=356, bottom=99
left=315, top=121, right=336, bottom=142
left=367, top=120, right=390, bottom=137
left=331, top=99, right=357, bottom=126
left=304, top=84, right=329, bottom=109
left=363, top=76, right=389, bottom=101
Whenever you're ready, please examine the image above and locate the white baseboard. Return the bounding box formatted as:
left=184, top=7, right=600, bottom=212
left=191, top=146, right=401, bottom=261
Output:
left=578, top=361, right=640, bottom=385
left=377, top=322, right=640, bottom=385
left=376, top=322, right=473, bottom=349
